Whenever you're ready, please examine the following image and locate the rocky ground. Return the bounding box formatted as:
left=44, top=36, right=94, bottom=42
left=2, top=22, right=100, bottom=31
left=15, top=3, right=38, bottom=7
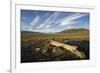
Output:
left=21, top=38, right=89, bottom=63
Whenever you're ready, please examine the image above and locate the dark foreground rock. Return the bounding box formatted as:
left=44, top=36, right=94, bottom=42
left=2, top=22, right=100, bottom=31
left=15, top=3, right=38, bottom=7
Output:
left=21, top=39, right=89, bottom=63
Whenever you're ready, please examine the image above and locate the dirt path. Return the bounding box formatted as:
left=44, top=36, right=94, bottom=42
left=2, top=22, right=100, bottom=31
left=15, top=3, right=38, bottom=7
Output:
left=49, top=40, right=86, bottom=59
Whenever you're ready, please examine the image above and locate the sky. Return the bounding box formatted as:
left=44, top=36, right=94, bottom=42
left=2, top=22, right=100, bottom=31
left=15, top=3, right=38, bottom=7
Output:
left=21, top=10, right=89, bottom=33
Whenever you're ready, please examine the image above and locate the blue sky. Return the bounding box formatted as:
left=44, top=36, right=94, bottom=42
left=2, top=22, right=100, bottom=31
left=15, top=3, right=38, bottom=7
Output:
left=21, top=10, right=89, bottom=33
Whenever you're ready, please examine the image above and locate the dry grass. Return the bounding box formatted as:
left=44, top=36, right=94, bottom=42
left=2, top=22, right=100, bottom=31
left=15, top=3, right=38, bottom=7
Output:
left=21, top=34, right=89, bottom=41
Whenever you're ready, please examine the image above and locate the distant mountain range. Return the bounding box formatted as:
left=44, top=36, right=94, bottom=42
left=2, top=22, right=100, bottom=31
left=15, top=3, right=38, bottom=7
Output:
left=59, top=28, right=89, bottom=34
left=21, top=28, right=89, bottom=35
left=21, top=31, right=45, bottom=35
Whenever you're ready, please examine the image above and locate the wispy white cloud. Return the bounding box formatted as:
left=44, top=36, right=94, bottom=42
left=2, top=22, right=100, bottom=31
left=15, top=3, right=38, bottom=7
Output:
left=38, top=13, right=87, bottom=30
left=30, top=15, right=40, bottom=29
left=37, top=12, right=60, bottom=29
left=57, top=13, right=87, bottom=26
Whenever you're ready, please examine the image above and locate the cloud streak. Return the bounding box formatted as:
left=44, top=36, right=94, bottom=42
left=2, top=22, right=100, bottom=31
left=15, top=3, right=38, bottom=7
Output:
left=30, top=15, right=40, bottom=29
left=37, top=12, right=60, bottom=29
left=56, top=13, right=87, bottom=26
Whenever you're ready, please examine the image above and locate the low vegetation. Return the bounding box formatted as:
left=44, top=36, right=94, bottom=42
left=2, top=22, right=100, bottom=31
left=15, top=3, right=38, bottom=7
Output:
left=21, top=35, right=89, bottom=63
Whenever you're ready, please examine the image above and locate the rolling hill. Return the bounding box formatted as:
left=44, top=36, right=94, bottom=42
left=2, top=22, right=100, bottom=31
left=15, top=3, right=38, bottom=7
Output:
left=59, top=28, right=89, bottom=34
left=21, top=31, right=45, bottom=35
